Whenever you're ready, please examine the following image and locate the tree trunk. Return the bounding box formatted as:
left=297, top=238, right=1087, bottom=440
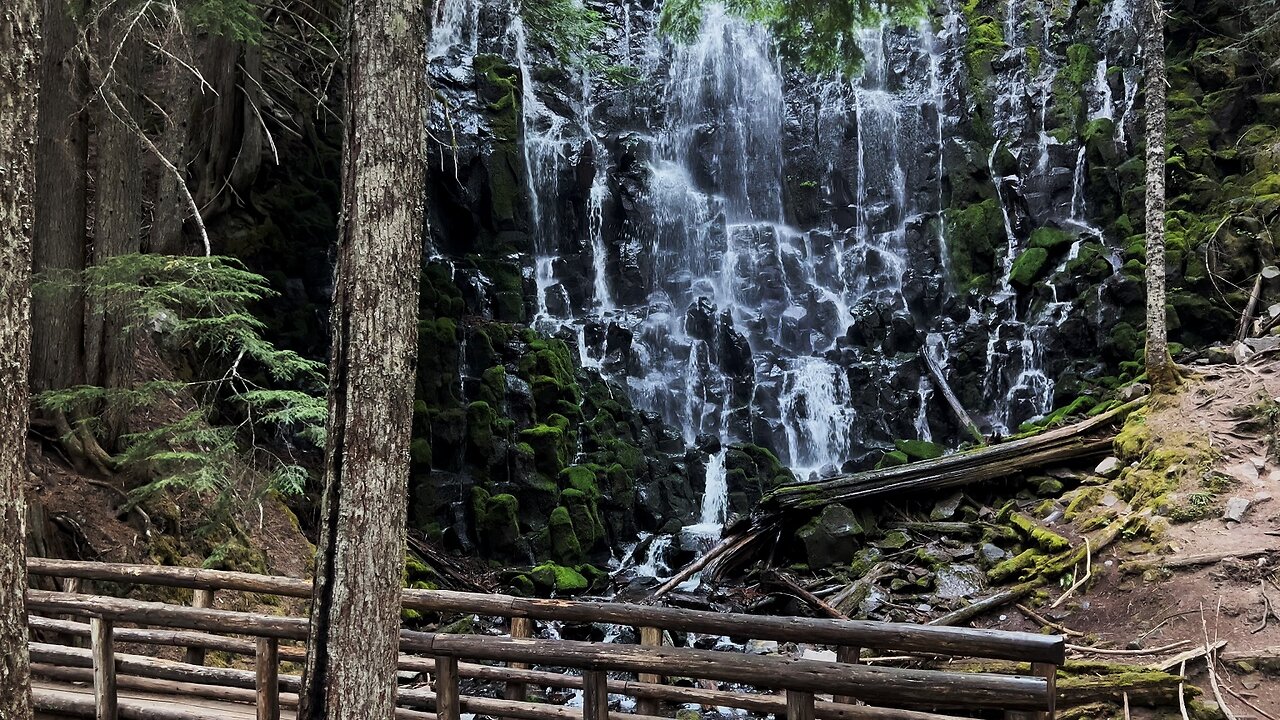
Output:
left=298, top=0, right=426, bottom=716
left=31, top=0, right=89, bottom=398
left=1143, top=0, right=1176, bottom=392
left=0, top=0, right=41, bottom=715
left=85, top=1, right=145, bottom=447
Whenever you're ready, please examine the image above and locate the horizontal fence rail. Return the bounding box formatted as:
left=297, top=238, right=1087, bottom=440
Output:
left=26, top=558, right=1063, bottom=720
left=28, top=558, right=1064, bottom=663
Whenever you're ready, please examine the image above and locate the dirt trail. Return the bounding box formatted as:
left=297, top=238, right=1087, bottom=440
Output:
left=985, top=361, right=1280, bottom=718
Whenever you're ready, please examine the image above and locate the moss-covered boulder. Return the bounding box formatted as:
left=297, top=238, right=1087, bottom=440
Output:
left=894, top=439, right=944, bottom=461
left=548, top=505, right=583, bottom=565
left=528, top=562, right=589, bottom=594
left=1008, top=247, right=1049, bottom=289
left=796, top=504, right=865, bottom=568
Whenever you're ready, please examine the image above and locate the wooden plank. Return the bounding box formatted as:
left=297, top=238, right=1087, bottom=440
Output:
left=435, top=656, right=459, bottom=720
left=91, top=618, right=117, bottom=720
left=256, top=638, right=279, bottom=720
left=834, top=646, right=861, bottom=705
left=787, top=690, right=815, bottom=720
left=635, top=627, right=662, bottom=717
left=504, top=616, right=532, bottom=704
left=185, top=590, right=215, bottom=666
left=401, top=632, right=1051, bottom=711
left=27, top=562, right=1066, bottom=664
left=582, top=671, right=609, bottom=720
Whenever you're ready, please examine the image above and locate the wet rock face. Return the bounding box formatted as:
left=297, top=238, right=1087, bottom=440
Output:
left=400, top=0, right=1280, bottom=568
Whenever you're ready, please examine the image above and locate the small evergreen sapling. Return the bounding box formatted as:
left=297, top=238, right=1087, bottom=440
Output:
left=38, top=254, right=325, bottom=507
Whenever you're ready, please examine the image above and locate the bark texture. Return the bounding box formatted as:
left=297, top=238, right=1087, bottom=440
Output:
left=1143, top=0, right=1176, bottom=392
left=31, top=0, right=88, bottom=396
left=0, top=0, right=40, bottom=714
left=85, top=2, right=145, bottom=446
left=298, top=0, right=427, bottom=716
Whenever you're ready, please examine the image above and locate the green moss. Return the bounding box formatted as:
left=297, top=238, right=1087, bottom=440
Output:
left=1008, top=247, right=1049, bottom=289
left=1029, top=227, right=1075, bottom=251
left=548, top=506, right=583, bottom=565
left=875, top=450, right=910, bottom=469
left=561, top=488, right=604, bottom=550
left=410, top=438, right=432, bottom=467
left=894, top=439, right=944, bottom=461
left=1113, top=409, right=1152, bottom=461
left=944, top=199, right=1005, bottom=290
left=987, top=548, right=1044, bottom=583
left=466, top=401, right=496, bottom=464
left=1009, top=513, right=1071, bottom=552
left=560, top=465, right=600, bottom=498
left=519, top=423, right=570, bottom=475
left=528, top=562, right=589, bottom=594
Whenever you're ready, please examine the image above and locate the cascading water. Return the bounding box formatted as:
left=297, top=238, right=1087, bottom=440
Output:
left=428, top=0, right=1141, bottom=567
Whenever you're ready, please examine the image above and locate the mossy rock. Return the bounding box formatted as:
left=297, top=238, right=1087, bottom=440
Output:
left=519, top=423, right=570, bottom=475
left=561, top=488, right=605, bottom=550
left=466, top=401, right=496, bottom=464
left=944, top=199, right=1005, bottom=289
left=987, top=548, right=1044, bottom=583
left=1009, top=247, right=1050, bottom=289
left=548, top=506, right=583, bottom=565
left=894, top=439, right=944, bottom=461
left=875, top=450, right=910, bottom=469
left=528, top=562, right=589, bottom=594
left=1029, top=227, right=1075, bottom=251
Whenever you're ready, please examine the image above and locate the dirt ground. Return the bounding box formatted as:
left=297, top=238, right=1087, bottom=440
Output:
left=981, top=360, right=1280, bottom=718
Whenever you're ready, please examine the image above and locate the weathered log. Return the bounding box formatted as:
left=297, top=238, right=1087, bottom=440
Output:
left=30, top=642, right=302, bottom=693
left=923, top=349, right=985, bottom=444
left=33, top=663, right=298, bottom=708
left=886, top=522, right=979, bottom=536
left=768, top=571, right=848, bottom=619
left=400, top=631, right=1052, bottom=711
left=28, top=615, right=308, bottom=661
left=185, top=589, right=215, bottom=666
left=26, top=590, right=310, bottom=640
left=1120, top=547, right=1276, bottom=575
left=766, top=400, right=1141, bottom=511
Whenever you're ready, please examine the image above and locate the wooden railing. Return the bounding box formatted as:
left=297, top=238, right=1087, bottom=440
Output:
left=26, top=558, right=1064, bottom=720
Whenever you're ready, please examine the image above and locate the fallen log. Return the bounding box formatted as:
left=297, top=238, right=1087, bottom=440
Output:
left=765, top=400, right=1141, bottom=512
left=1120, top=548, right=1277, bottom=575
left=923, top=349, right=985, bottom=444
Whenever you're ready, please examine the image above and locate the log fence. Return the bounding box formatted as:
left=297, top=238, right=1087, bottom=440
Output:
left=26, top=558, right=1064, bottom=720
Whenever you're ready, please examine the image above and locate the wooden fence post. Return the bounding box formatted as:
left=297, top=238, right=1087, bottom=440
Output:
left=785, top=689, right=814, bottom=720
left=504, top=616, right=532, bottom=703
left=255, top=637, right=280, bottom=720
left=635, top=626, right=663, bottom=716
left=1033, top=662, right=1056, bottom=720
left=436, top=655, right=460, bottom=720
left=185, top=588, right=215, bottom=665
left=583, top=670, right=609, bottom=720
left=90, top=617, right=117, bottom=720
left=833, top=645, right=861, bottom=705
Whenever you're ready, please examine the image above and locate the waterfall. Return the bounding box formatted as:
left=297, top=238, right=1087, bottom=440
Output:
left=460, top=0, right=1139, bottom=507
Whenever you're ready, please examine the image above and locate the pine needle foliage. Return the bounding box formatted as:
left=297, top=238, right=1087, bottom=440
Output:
left=38, top=254, right=326, bottom=506
left=659, top=0, right=929, bottom=76
left=519, top=0, right=639, bottom=85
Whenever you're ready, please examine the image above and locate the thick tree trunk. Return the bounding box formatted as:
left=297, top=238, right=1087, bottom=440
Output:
left=0, top=0, right=41, bottom=715
left=31, top=0, right=89, bottom=397
left=1143, top=0, right=1176, bottom=392
left=85, top=2, right=145, bottom=446
left=298, top=0, right=426, bottom=716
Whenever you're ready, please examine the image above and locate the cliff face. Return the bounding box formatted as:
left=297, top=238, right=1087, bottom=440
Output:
left=342, top=0, right=1280, bottom=579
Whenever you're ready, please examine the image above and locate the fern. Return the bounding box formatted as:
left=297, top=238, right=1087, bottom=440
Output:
left=37, top=254, right=327, bottom=508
